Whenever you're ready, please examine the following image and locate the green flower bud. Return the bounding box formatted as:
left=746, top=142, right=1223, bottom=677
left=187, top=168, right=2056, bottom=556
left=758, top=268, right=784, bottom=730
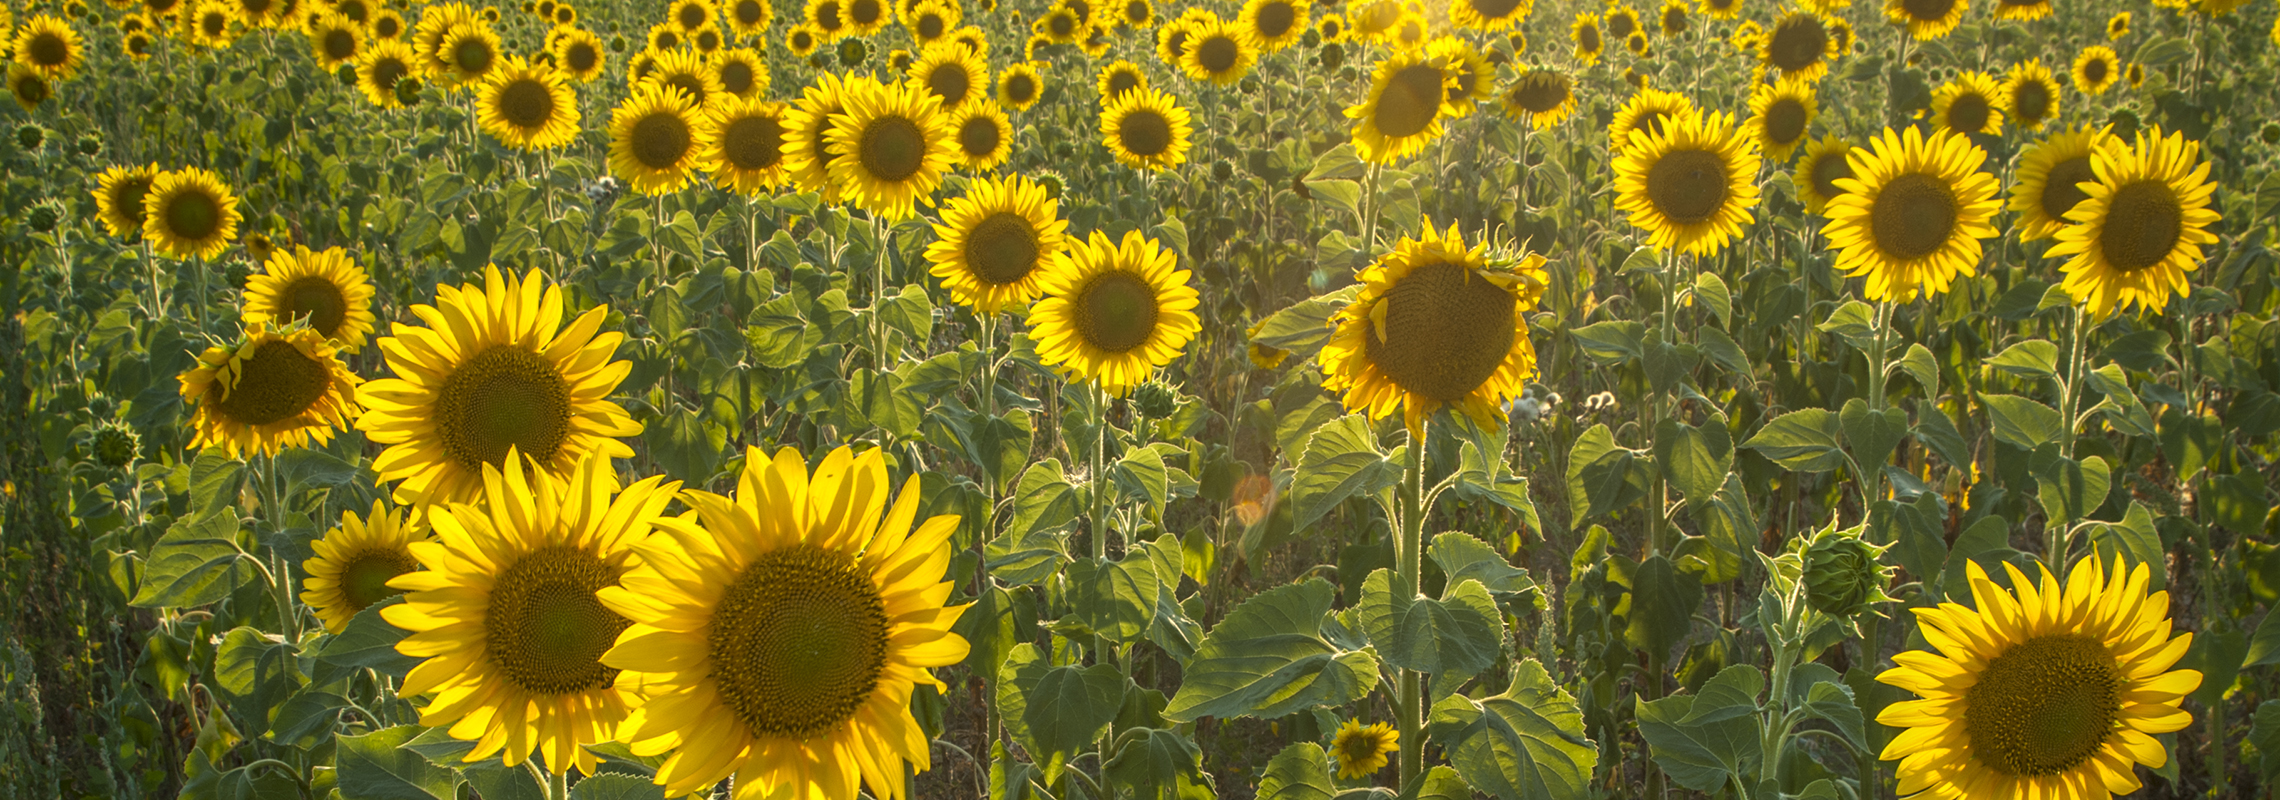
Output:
left=1131, top=381, right=1177, bottom=419
left=92, top=423, right=140, bottom=468
left=16, top=124, right=45, bottom=151
left=1803, top=530, right=1885, bottom=618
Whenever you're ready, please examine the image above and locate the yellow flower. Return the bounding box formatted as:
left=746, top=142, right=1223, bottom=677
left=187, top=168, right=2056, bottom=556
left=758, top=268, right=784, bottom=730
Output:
left=1930, top=70, right=2006, bottom=137
left=946, top=100, right=1012, bottom=172
left=640, top=47, right=723, bottom=108
left=241, top=245, right=378, bottom=353
left=1238, top=0, right=1308, bottom=51
left=1451, top=0, right=1530, bottom=32
left=1028, top=230, right=1201, bottom=395
left=926, top=174, right=1069, bottom=314
left=907, top=41, right=987, bottom=111
left=13, top=15, right=86, bottom=80
left=91, top=163, right=161, bottom=241
left=1884, top=0, right=1964, bottom=40
left=825, top=76, right=954, bottom=220
left=433, top=21, right=502, bottom=87
left=1794, top=133, right=1853, bottom=214
left=178, top=322, right=362, bottom=458
left=1331, top=719, right=1399, bottom=779
left=703, top=96, right=792, bottom=196
left=1427, top=36, right=1493, bottom=118
left=1821, top=126, right=2001, bottom=302
left=1100, top=85, right=1194, bottom=172
left=2002, top=59, right=2061, bottom=132
left=2008, top=124, right=2114, bottom=242
left=142, top=167, right=242, bottom=260
left=1992, top=0, right=2050, bottom=21
left=1746, top=75, right=1816, bottom=163
left=356, top=39, right=419, bottom=108
left=998, top=61, right=1043, bottom=110
left=1345, top=49, right=1454, bottom=164
left=1097, top=58, right=1147, bottom=102
left=2050, top=126, right=2221, bottom=319
left=477, top=56, right=579, bottom=151
left=1759, top=12, right=1836, bottom=81
left=2072, top=45, right=2120, bottom=95
left=1571, top=12, right=1604, bottom=64
left=713, top=47, right=768, bottom=99
left=1499, top=67, right=1576, bottom=127
left=1607, top=85, right=1692, bottom=152
left=1181, top=17, right=1256, bottom=86
left=305, top=10, right=363, bottom=68
left=2106, top=10, right=2129, bottom=39
left=1614, top=109, right=1762, bottom=256
left=301, top=500, right=426, bottom=634
left=607, top=83, right=714, bottom=196
left=725, top=0, right=771, bottom=34
left=782, top=72, right=853, bottom=202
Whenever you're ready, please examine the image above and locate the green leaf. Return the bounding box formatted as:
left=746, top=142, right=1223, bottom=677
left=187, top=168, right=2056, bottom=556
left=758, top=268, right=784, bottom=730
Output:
left=2084, top=501, right=2163, bottom=590
left=1114, top=443, right=1170, bottom=518
left=1359, top=570, right=1503, bottom=677
left=2136, top=34, right=2194, bottom=66
left=1743, top=409, right=1847, bottom=473
left=642, top=409, right=724, bottom=486
left=1304, top=179, right=1362, bottom=219
left=659, top=209, right=706, bottom=263
left=1679, top=475, right=1755, bottom=585
left=2252, top=702, right=2280, bottom=785
left=1840, top=399, right=1909, bottom=477
left=1797, top=679, right=1868, bottom=752
left=991, top=740, right=1037, bottom=800
left=336, top=725, right=460, bottom=800
left=1009, top=459, right=1080, bottom=538
left=1570, top=320, right=1646, bottom=365
left=1985, top=339, right=2060, bottom=381
left=1654, top=416, right=1731, bottom=508
left=996, top=645, right=1058, bottom=780
left=213, top=626, right=298, bottom=738
left=1025, top=664, right=1128, bottom=765
left=2211, top=473, right=2272, bottom=534
left=2158, top=409, right=2221, bottom=483
left=130, top=508, right=252, bottom=608
left=1914, top=399, right=1970, bottom=470
left=1674, top=664, right=1762, bottom=726
left=954, top=586, right=1020, bottom=681
left=567, top=773, right=668, bottom=800
left=1981, top=393, right=2064, bottom=451
left=2181, top=630, right=2246, bottom=707
left=1289, top=414, right=1402, bottom=533
left=317, top=596, right=418, bottom=678
left=265, top=690, right=348, bottom=749
left=1816, top=301, right=1878, bottom=350
left=1426, top=659, right=1598, bottom=800
left=1691, top=272, right=1732, bottom=329
left=881, top=284, right=933, bottom=345
left=1103, top=727, right=1210, bottom=800
left=1068, top=548, right=1162, bottom=643
left=1257, top=743, right=1335, bottom=800
left=1567, top=423, right=1651, bottom=520
left=1625, top=556, right=1703, bottom=660
left=1428, top=532, right=1535, bottom=597
left=1897, top=342, right=1939, bottom=397
left=1635, top=680, right=1761, bottom=793
left=190, top=447, right=245, bottom=513
left=2031, top=454, right=2111, bottom=528
left=1163, top=578, right=1379, bottom=722
left=275, top=446, right=363, bottom=500
left=2101, top=329, right=2175, bottom=373
left=1399, top=766, right=1473, bottom=800
left=1251, top=286, right=1361, bottom=361
left=2246, top=601, right=2280, bottom=669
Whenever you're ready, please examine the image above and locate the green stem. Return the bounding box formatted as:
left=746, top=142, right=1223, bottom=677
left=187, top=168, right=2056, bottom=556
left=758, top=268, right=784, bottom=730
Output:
left=2047, top=305, right=2088, bottom=565
left=1396, top=418, right=1428, bottom=789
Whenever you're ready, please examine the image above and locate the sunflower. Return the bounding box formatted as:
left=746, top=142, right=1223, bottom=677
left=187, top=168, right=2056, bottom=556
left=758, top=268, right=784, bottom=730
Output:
left=608, top=83, right=714, bottom=195
left=597, top=445, right=967, bottom=800
left=304, top=10, right=362, bottom=67
left=2009, top=125, right=2113, bottom=243
left=410, top=1, right=478, bottom=64
left=1747, top=76, right=1815, bottom=163
left=1604, top=2, right=1640, bottom=39
left=947, top=101, right=1011, bottom=172
left=1238, top=0, right=1307, bottom=51
left=1991, top=0, right=2049, bottom=21
left=1027, top=230, right=1199, bottom=394
left=1614, top=110, right=1762, bottom=256
left=927, top=174, right=1068, bottom=314
left=2072, top=46, right=2119, bottom=95
left=1794, top=134, right=1853, bottom=214
left=1091, top=86, right=1192, bottom=173
left=13, top=15, right=85, bottom=80
left=1345, top=49, right=1452, bottom=164
left=91, top=163, right=161, bottom=240
left=143, top=0, right=183, bottom=18
left=1428, top=37, right=1492, bottom=118
left=1624, top=31, right=1649, bottom=56
left=334, top=0, right=370, bottom=23
left=905, top=0, right=957, bottom=43
left=2049, top=126, right=2221, bottom=319
left=178, top=322, right=362, bottom=458
left=1037, top=6, right=1081, bottom=42
left=2125, top=63, right=2145, bottom=89
left=645, top=21, right=684, bottom=51
left=1347, top=0, right=1398, bottom=40
left=1331, top=719, right=1399, bottom=780
left=1118, top=0, right=1152, bottom=27
left=358, top=38, right=418, bottom=107
left=1451, top=0, right=1529, bottom=32
left=1931, top=71, right=2006, bottom=137
left=642, top=47, right=722, bottom=108
left=1730, top=18, right=1763, bottom=51
left=725, top=0, right=770, bottom=35
left=385, top=450, right=677, bottom=774
left=997, top=61, right=1042, bottom=110
left=1156, top=8, right=1210, bottom=64
left=476, top=56, right=579, bottom=151
left=1607, top=86, right=1693, bottom=152
left=1500, top=67, right=1576, bottom=126
left=842, top=0, right=889, bottom=36
left=435, top=22, right=501, bottom=87
left=371, top=9, right=405, bottom=39
left=1760, top=12, right=1835, bottom=80
left=1992, top=61, right=2060, bottom=133
left=669, top=0, right=714, bottom=31
left=702, top=97, right=792, bottom=195
left=950, top=25, right=988, bottom=56
left=1700, top=0, right=1740, bottom=19
left=1885, top=0, right=1964, bottom=40
left=786, top=23, right=820, bottom=55
left=782, top=72, right=852, bottom=201
left=6, top=64, right=49, bottom=111
left=1654, top=0, right=1686, bottom=34
left=1317, top=11, right=1348, bottom=41
left=123, top=30, right=158, bottom=60
left=1387, top=11, right=1428, bottom=49
left=1181, top=18, right=1255, bottom=86
left=826, top=78, right=953, bottom=220
left=1096, top=59, right=1145, bottom=101
left=712, top=47, right=766, bottom=100
left=242, top=245, right=378, bottom=352
left=551, top=27, right=605, bottom=81
left=301, top=501, right=427, bottom=634
left=1571, top=13, right=1604, bottom=65
left=356, top=266, right=643, bottom=511
left=908, top=42, right=985, bottom=112
left=233, top=0, right=284, bottom=29
left=550, top=4, right=575, bottom=27
left=689, top=25, right=725, bottom=54
left=142, top=168, right=241, bottom=260
left=187, top=1, right=237, bottom=48
left=806, top=0, right=848, bottom=39
left=1822, top=126, right=2001, bottom=302
left=1876, top=553, right=2199, bottom=800
left=1320, top=218, right=1545, bottom=433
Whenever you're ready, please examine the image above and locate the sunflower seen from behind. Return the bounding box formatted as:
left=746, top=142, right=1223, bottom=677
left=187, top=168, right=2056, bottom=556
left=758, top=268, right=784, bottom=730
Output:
left=1822, top=126, right=2001, bottom=302
left=2073, top=46, right=2119, bottom=95
left=355, top=266, right=643, bottom=511
left=12, top=15, right=85, bottom=80
left=598, top=446, right=968, bottom=800
left=927, top=174, right=1069, bottom=314
left=2009, top=124, right=2113, bottom=242
left=1614, top=109, right=1763, bottom=256
left=178, top=322, right=363, bottom=458
left=1885, top=0, right=1964, bottom=40
left=92, top=163, right=160, bottom=240
left=947, top=100, right=1011, bottom=172
left=1100, top=84, right=1193, bottom=172
left=1182, top=18, right=1255, bottom=86
left=704, top=97, right=792, bottom=195
left=1500, top=67, right=1575, bottom=127
left=301, top=500, right=426, bottom=634
left=241, top=245, right=377, bottom=353
left=386, top=450, right=679, bottom=774
left=1029, top=230, right=1200, bottom=395
left=1931, top=70, right=2006, bottom=137
left=1331, top=719, right=1399, bottom=779
left=1746, top=75, right=1815, bottom=163
left=1876, top=552, right=2198, bottom=800
left=825, top=77, right=954, bottom=220
left=2050, top=126, right=2221, bottom=318
left=1346, top=49, right=1452, bottom=164
left=608, top=83, right=713, bottom=195
left=143, top=167, right=241, bottom=260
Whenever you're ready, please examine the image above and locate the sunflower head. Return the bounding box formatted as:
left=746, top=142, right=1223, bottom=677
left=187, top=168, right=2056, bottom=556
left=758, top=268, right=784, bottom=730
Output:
left=998, top=61, right=1043, bottom=110
left=2050, top=126, right=2222, bottom=318
left=1748, top=76, right=1816, bottom=163
left=242, top=245, right=379, bottom=352
left=1097, top=58, right=1146, bottom=101
left=358, top=38, right=418, bottom=107
left=306, top=10, right=364, bottom=67
left=6, top=65, right=50, bottom=111
left=476, top=56, right=579, bottom=150
left=1614, top=109, right=1764, bottom=256
left=1795, top=134, right=1852, bottom=214
left=91, top=163, right=161, bottom=240
left=1931, top=70, right=2007, bottom=137
left=142, top=167, right=241, bottom=260
left=2073, top=45, right=2119, bottom=95
left=302, top=500, right=427, bottom=633
left=1238, top=0, right=1307, bottom=51
left=926, top=174, right=1069, bottom=314
left=825, top=76, right=955, bottom=220
left=1760, top=12, right=1834, bottom=80
left=704, top=96, right=792, bottom=195
left=726, top=0, right=770, bottom=33
left=1570, top=12, right=1603, bottom=63
left=1332, top=719, right=1399, bottom=779
left=1500, top=68, right=1575, bottom=127
left=1182, top=19, right=1257, bottom=85
left=1100, top=84, right=1194, bottom=172
left=1822, top=126, right=2002, bottom=302
left=434, top=21, right=501, bottom=86
left=948, top=101, right=1012, bottom=172
left=1344, top=48, right=1453, bottom=164
left=2009, top=124, right=2115, bottom=242
left=908, top=41, right=987, bottom=110
left=13, top=15, right=87, bottom=80
left=2003, top=60, right=2060, bottom=132
left=550, top=27, right=605, bottom=81
left=1028, top=229, right=1201, bottom=395
left=607, top=82, right=714, bottom=195
left=1607, top=85, right=1693, bottom=152
left=1884, top=0, right=1964, bottom=40
left=178, top=322, right=363, bottom=458
left=712, top=47, right=767, bottom=99
left=640, top=47, right=722, bottom=109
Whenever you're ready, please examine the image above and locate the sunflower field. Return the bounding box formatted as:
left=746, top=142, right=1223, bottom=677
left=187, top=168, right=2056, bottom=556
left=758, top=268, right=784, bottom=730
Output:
left=7, top=0, right=2280, bottom=796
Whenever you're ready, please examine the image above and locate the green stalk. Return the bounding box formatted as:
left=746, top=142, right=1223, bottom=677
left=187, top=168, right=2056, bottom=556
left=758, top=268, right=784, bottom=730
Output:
left=1395, top=418, right=1428, bottom=789
left=2047, top=305, right=2088, bottom=565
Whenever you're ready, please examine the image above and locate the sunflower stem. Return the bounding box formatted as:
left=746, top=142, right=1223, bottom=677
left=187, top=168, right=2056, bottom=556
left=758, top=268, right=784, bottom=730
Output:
left=1394, top=417, right=1427, bottom=791
left=2047, top=304, right=2087, bottom=566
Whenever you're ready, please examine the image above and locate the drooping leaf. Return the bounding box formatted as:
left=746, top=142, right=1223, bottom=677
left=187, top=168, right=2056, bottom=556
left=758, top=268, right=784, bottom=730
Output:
left=336, top=725, right=461, bottom=800
left=1427, top=659, right=1598, bottom=800
left=130, top=508, right=253, bottom=609
left=1359, top=569, right=1503, bottom=677
left=1289, top=414, right=1402, bottom=532
left=1164, top=579, right=1379, bottom=722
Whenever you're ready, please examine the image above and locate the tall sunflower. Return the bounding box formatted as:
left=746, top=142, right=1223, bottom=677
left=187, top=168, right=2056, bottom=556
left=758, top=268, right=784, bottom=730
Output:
left=607, top=83, right=714, bottom=196
left=178, top=322, right=363, bottom=458
left=301, top=500, right=426, bottom=634
left=355, top=267, right=643, bottom=511
left=703, top=97, right=791, bottom=195
left=1747, top=76, right=1816, bottom=163
left=1319, top=218, right=1546, bottom=433
left=947, top=101, right=1012, bottom=172
left=1607, top=85, right=1693, bottom=152
left=1181, top=18, right=1256, bottom=86
left=241, top=245, right=378, bottom=352
left=2003, top=59, right=2061, bottom=132
left=825, top=78, right=954, bottom=220
left=1500, top=67, right=1576, bottom=127
left=1096, top=59, right=1146, bottom=102
left=476, top=56, right=579, bottom=151
left=1346, top=49, right=1453, bottom=164
left=142, top=167, right=241, bottom=260
left=2072, top=46, right=2119, bottom=95
left=357, top=38, right=418, bottom=107
left=551, top=27, right=605, bottom=82
left=1884, top=0, right=1965, bottom=40
left=927, top=174, right=1069, bottom=314
left=1028, top=230, right=1199, bottom=394
left=1760, top=11, right=1835, bottom=81
left=1931, top=71, right=2006, bottom=137
left=91, top=163, right=161, bottom=241
left=1452, top=0, right=1530, bottom=32
left=1876, top=553, right=2199, bottom=800
left=713, top=47, right=767, bottom=99
left=1100, top=85, right=1194, bottom=172
left=2049, top=126, right=2221, bottom=318
left=386, top=450, right=679, bottom=774
left=1238, top=0, right=1307, bottom=51
left=306, top=10, right=364, bottom=68
left=1571, top=12, right=1604, bottom=65
left=805, top=0, right=848, bottom=39
left=13, top=15, right=86, bottom=80
left=908, top=42, right=987, bottom=111
left=782, top=72, right=853, bottom=202
left=1822, top=126, right=2001, bottom=302
left=997, top=61, right=1043, bottom=110
left=597, top=446, right=969, bottom=800
left=1614, top=110, right=1763, bottom=256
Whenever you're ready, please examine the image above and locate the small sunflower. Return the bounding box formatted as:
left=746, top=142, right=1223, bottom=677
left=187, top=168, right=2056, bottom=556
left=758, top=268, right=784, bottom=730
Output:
left=1331, top=719, right=1399, bottom=780
left=646, top=21, right=685, bottom=51
left=1345, top=49, right=1453, bottom=164
left=371, top=9, right=405, bottom=39
left=781, top=72, right=852, bottom=202
left=1884, top=0, right=1965, bottom=40
left=641, top=47, right=722, bottom=108
left=1100, top=84, right=1193, bottom=172
left=1614, top=109, right=1763, bottom=256
left=91, top=163, right=161, bottom=241
left=2072, top=46, right=2119, bottom=95
left=410, top=1, right=478, bottom=65
left=1155, top=9, right=1210, bottom=65
left=1317, top=11, right=1348, bottom=41
left=1760, top=11, right=1836, bottom=81
left=1037, top=6, right=1081, bottom=42
left=725, top=0, right=771, bottom=35
left=301, top=500, right=426, bottom=634
left=1730, top=18, right=1763, bottom=51
left=1794, top=133, right=1853, bottom=214
left=1028, top=230, right=1200, bottom=395
left=178, top=322, right=362, bottom=458
left=1607, top=85, right=1693, bottom=152
left=13, top=15, right=86, bottom=80
left=1571, top=12, right=1604, bottom=65
left=607, top=83, right=714, bottom=196
left=1656, top=0, right=1687, bottom=35
left=1238, top=0, right=1307, bottom=51
left=385, top=450, right=679, bottom=774
left=476, top=56, right=579, bottom=151
left=1604, top=2, right=1641, bottom=38
left=1387, top=11, right=1428, bottom=49
left=947, top=101, right=1012, bottom=172
left=124, top=31, right=157, bottom=61
left=1827, top=16, right=1854, bottom=52
left=1451, top=0, right=1529, bottom=32
left=905, top=0, right=956, bottom=44
left=826, top=77, right=954, bottom=220
left=711, top=47, right=766, bottom=100
left=927, top=174, right=1069, bottom=314
left=550, top=27, right=605, bottom=82
left=187, top=1, right=237, bottom=48
left=357, top=38, right=418, bottom=107
left=1931, top=70, right=2007, bottom=137
left=1096, top=59, right=1146, bottom=101
left=306, top=10, right=363, bottom=68
left=2125, top=63, right=2146, bottom=89
left=1181, top=18, right=1255, bottom=86
left=1876, top=553, right=2199, bottom=800
left=1319, top=217, right=1546, bottom=433
left=1427, top=36, right=1493, bottom=118
left=6, top=65, right=49, bottom=111
left=1991, top=0, right=2050, bottom=22
left=1500, top=67, right=1576, bottom=127
left=1348, top=0, right=1399, bottom=40
left=597, top=446, right=969, bottom=800
left=435, top=22, right=501, bottom=87
left=1746, top=75, right=1816, bottom=163
left=786, top=23, right=820, bottom=56
left=241, top=245, right=378, bottom=352
left=355, top=266, right=643, bottom=511
left=1119, top=0, right=1154, bottom=27
left=842, top=0, right=889, bottom=36
left=908, top=42, right=986, bottom=111
left=2050, top=126, right=2221, bottom=319
left=702, top=97, right=791, bottom=195
left=668, top=0, right=714, bottom=31
left=1822, top=126, right=2001, bottom=302
left=949, top=25, right=988, bottom=56
left=997, top=61, right=1043, bottom=110
left=1624, top=30, right=1649, bottom=56
left=2002, top=60, right=2061, bottom=132
left=142, top=167, right=241, bottom=260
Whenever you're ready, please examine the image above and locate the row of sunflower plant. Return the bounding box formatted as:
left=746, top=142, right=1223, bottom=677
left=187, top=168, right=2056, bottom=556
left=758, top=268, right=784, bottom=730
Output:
left=3, top=0, right=2280, bottom=797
